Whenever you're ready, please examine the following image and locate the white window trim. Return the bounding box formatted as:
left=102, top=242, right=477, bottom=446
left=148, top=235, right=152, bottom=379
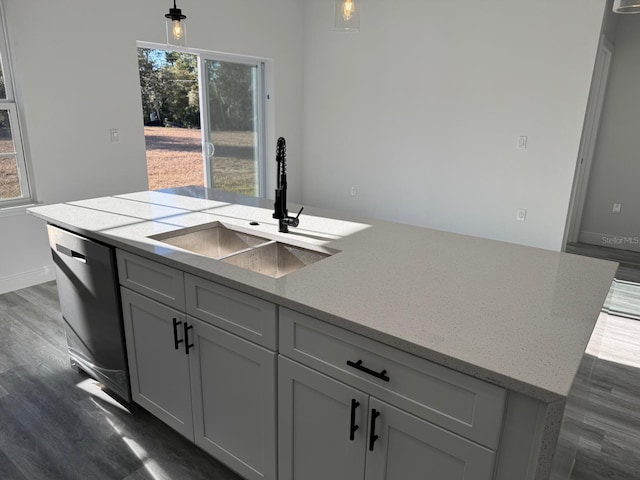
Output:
left=0, top=1, right=34, bottom=208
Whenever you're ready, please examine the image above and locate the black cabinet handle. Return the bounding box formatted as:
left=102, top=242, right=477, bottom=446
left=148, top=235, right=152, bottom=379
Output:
left=172, top=318, right=183, bottom=350
left=183, top=322, right=194, bottom=354
left=369, top=409, right=380, bottom=451
left=346, top=360, right=390, bottom=382
left=349, top=399, right=360, bottom=441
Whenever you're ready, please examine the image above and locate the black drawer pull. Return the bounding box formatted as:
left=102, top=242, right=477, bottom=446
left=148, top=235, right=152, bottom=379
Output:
left=369, top=409, right=380, bottom=451
left=172, top=318, right=183, bottom=350
left=349, top=399, right=360, bottom=441
left=346, top=360, right=390, bottom=382
left=184, top=322, right=194, bottom=354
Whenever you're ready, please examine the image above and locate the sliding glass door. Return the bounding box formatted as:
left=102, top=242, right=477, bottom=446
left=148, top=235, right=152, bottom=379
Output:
left=137, top=44, right=267, bottom=197
left=201, top=57, right=265, bottom=197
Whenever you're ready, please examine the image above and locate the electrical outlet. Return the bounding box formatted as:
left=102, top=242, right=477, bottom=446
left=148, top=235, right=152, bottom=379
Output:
left=612, top=203, right=622, bottom=214
left=350, top=186, right=357, bottom=196
left=516, top=208, right=527, bottom=221
left=517, top=136, right=527, bottom=150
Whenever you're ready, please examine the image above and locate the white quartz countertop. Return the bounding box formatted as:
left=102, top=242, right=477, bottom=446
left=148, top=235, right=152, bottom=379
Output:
left=29, top=189, right=617, bottom=402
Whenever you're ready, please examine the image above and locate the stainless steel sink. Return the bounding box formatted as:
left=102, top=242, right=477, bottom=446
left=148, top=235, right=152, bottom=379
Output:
left=223, top=242, right=332, bottom=278
left=150, top=223, right=268, bottom=259
left=150, top=222, right=335, bottom=277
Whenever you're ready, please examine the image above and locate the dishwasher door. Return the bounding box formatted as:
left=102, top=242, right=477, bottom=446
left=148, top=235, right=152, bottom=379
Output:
left=48, top=224, right=131, bottom=402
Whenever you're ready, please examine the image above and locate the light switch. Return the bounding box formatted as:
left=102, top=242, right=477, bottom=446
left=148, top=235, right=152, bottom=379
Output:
left=613, top=203, right=622, bottom=214
left=517, top=136, right=527, bottom=150
left=110, top=129, right=120, bottom=143
left=516, top=208, right=527, bottom=221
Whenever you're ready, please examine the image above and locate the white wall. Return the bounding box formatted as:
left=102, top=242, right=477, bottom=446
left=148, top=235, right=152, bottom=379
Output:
left=579, top=14, right=640, bottom=251
left=0, top=0, right=304, bottom=293
left=301, top=0, right=605, bottom=251
left=0, top=0, right=608, bottom=292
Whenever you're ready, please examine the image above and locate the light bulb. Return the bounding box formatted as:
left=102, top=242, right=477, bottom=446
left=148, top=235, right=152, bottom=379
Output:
left=342, top=0, right=355, bottom=21
left=172, top=20, right=184, bottom=40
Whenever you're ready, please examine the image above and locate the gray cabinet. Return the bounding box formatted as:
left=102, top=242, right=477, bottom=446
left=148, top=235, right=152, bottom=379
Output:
left=279, top=357, right=495, bottom=480
left=279, top=307, right=505, bottom=449
left=186, top=273, right=277, bottom=349
left=117, top=250, right=277, bottom=480
left=365, top=398, right=494, bottom=480
left=189, top=316, right=277, bottom=480
left=279, top=356, right=495, bottom=480
left=117, top=250, right=186, bottom=310
left=119, top=249, right=503, bottom=480
left=121, top=288, right=193, bottom=439
left=278, top=357, right=368, bottom=480
left=279, top=308, right=503, bottom=480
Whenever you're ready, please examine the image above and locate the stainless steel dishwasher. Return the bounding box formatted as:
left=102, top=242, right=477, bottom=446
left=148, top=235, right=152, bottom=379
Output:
left=47, top=224, right=131, bottom=402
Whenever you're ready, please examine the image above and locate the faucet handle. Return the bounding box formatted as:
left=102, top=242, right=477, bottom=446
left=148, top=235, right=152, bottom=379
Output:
left=285, top=207, right=303, bottom=229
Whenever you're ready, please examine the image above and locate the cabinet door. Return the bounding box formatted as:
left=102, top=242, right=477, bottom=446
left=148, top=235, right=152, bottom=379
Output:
left=365, top=398, right=495, bottom=480
left=121, top=288, right=193, bottom=439
left=278, top=357, right=368, bottom=480
left=189, top=317, right=276, bottom=480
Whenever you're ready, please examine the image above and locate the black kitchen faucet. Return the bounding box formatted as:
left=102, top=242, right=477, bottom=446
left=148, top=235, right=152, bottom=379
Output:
left=273, top=137, right=303, bottom=233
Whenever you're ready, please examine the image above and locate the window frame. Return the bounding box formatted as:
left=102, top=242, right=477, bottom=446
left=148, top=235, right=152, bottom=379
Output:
left=137, top=41, right=274, bottom=198
left=0, top=1, right=33, bottom=208
left=199, top=53, right=267, bottom=197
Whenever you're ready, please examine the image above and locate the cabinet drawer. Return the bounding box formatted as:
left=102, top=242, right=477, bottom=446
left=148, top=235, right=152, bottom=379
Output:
left=185, top=274, right=277, bottom=350
left=117, top=250, right=185, bottom=310
left=279, top=308, right=505, bottom=449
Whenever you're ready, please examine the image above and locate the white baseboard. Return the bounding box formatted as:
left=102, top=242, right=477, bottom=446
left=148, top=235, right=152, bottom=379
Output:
left=579, top=231, right=640, bottom=253
left=0, top=266, right=56, bottom=295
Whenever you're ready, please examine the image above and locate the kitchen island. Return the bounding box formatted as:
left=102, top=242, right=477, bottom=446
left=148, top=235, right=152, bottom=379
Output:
left=29, top=187, right=617, bottom=480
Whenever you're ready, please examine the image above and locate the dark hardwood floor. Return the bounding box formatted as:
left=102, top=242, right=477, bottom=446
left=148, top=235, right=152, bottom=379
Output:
left=554, top=307, right=640, bottom=480
left=0, top=282, right=243, bottom=480
left=1, top=277, right=639, bottom=479
left=553, top=242, right=640, bottom=479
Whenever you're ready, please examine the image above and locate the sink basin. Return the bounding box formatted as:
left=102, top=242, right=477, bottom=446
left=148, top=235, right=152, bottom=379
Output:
left=150, top=223, right=268, bottom=259
left=223, top=242, right=332, bottom=278
left=150, top=221, right=336, bottom=277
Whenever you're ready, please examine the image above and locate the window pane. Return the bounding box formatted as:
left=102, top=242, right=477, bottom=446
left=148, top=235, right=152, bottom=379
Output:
left=0, top=13, right=30, bottom=205
left=0, top=155, right=22, bottom=199
left=137, top=48, right=203, bottom=190
left=205, top=60, right=260, bottom=197
left=0, top=109, right=16, bottom=153
left=0, top=52, right=6, bottom=99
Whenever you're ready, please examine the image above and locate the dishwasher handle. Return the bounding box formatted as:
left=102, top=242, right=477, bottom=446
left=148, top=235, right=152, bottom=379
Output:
left=56, top=244, right=87, bottom=264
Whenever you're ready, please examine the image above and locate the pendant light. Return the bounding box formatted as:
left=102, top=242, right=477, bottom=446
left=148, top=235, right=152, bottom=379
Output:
left=165, top=0, right=187, bottom=47
left=613, top=0, right=640, bottom=13
left=335, top=0, right=360, bottom=32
